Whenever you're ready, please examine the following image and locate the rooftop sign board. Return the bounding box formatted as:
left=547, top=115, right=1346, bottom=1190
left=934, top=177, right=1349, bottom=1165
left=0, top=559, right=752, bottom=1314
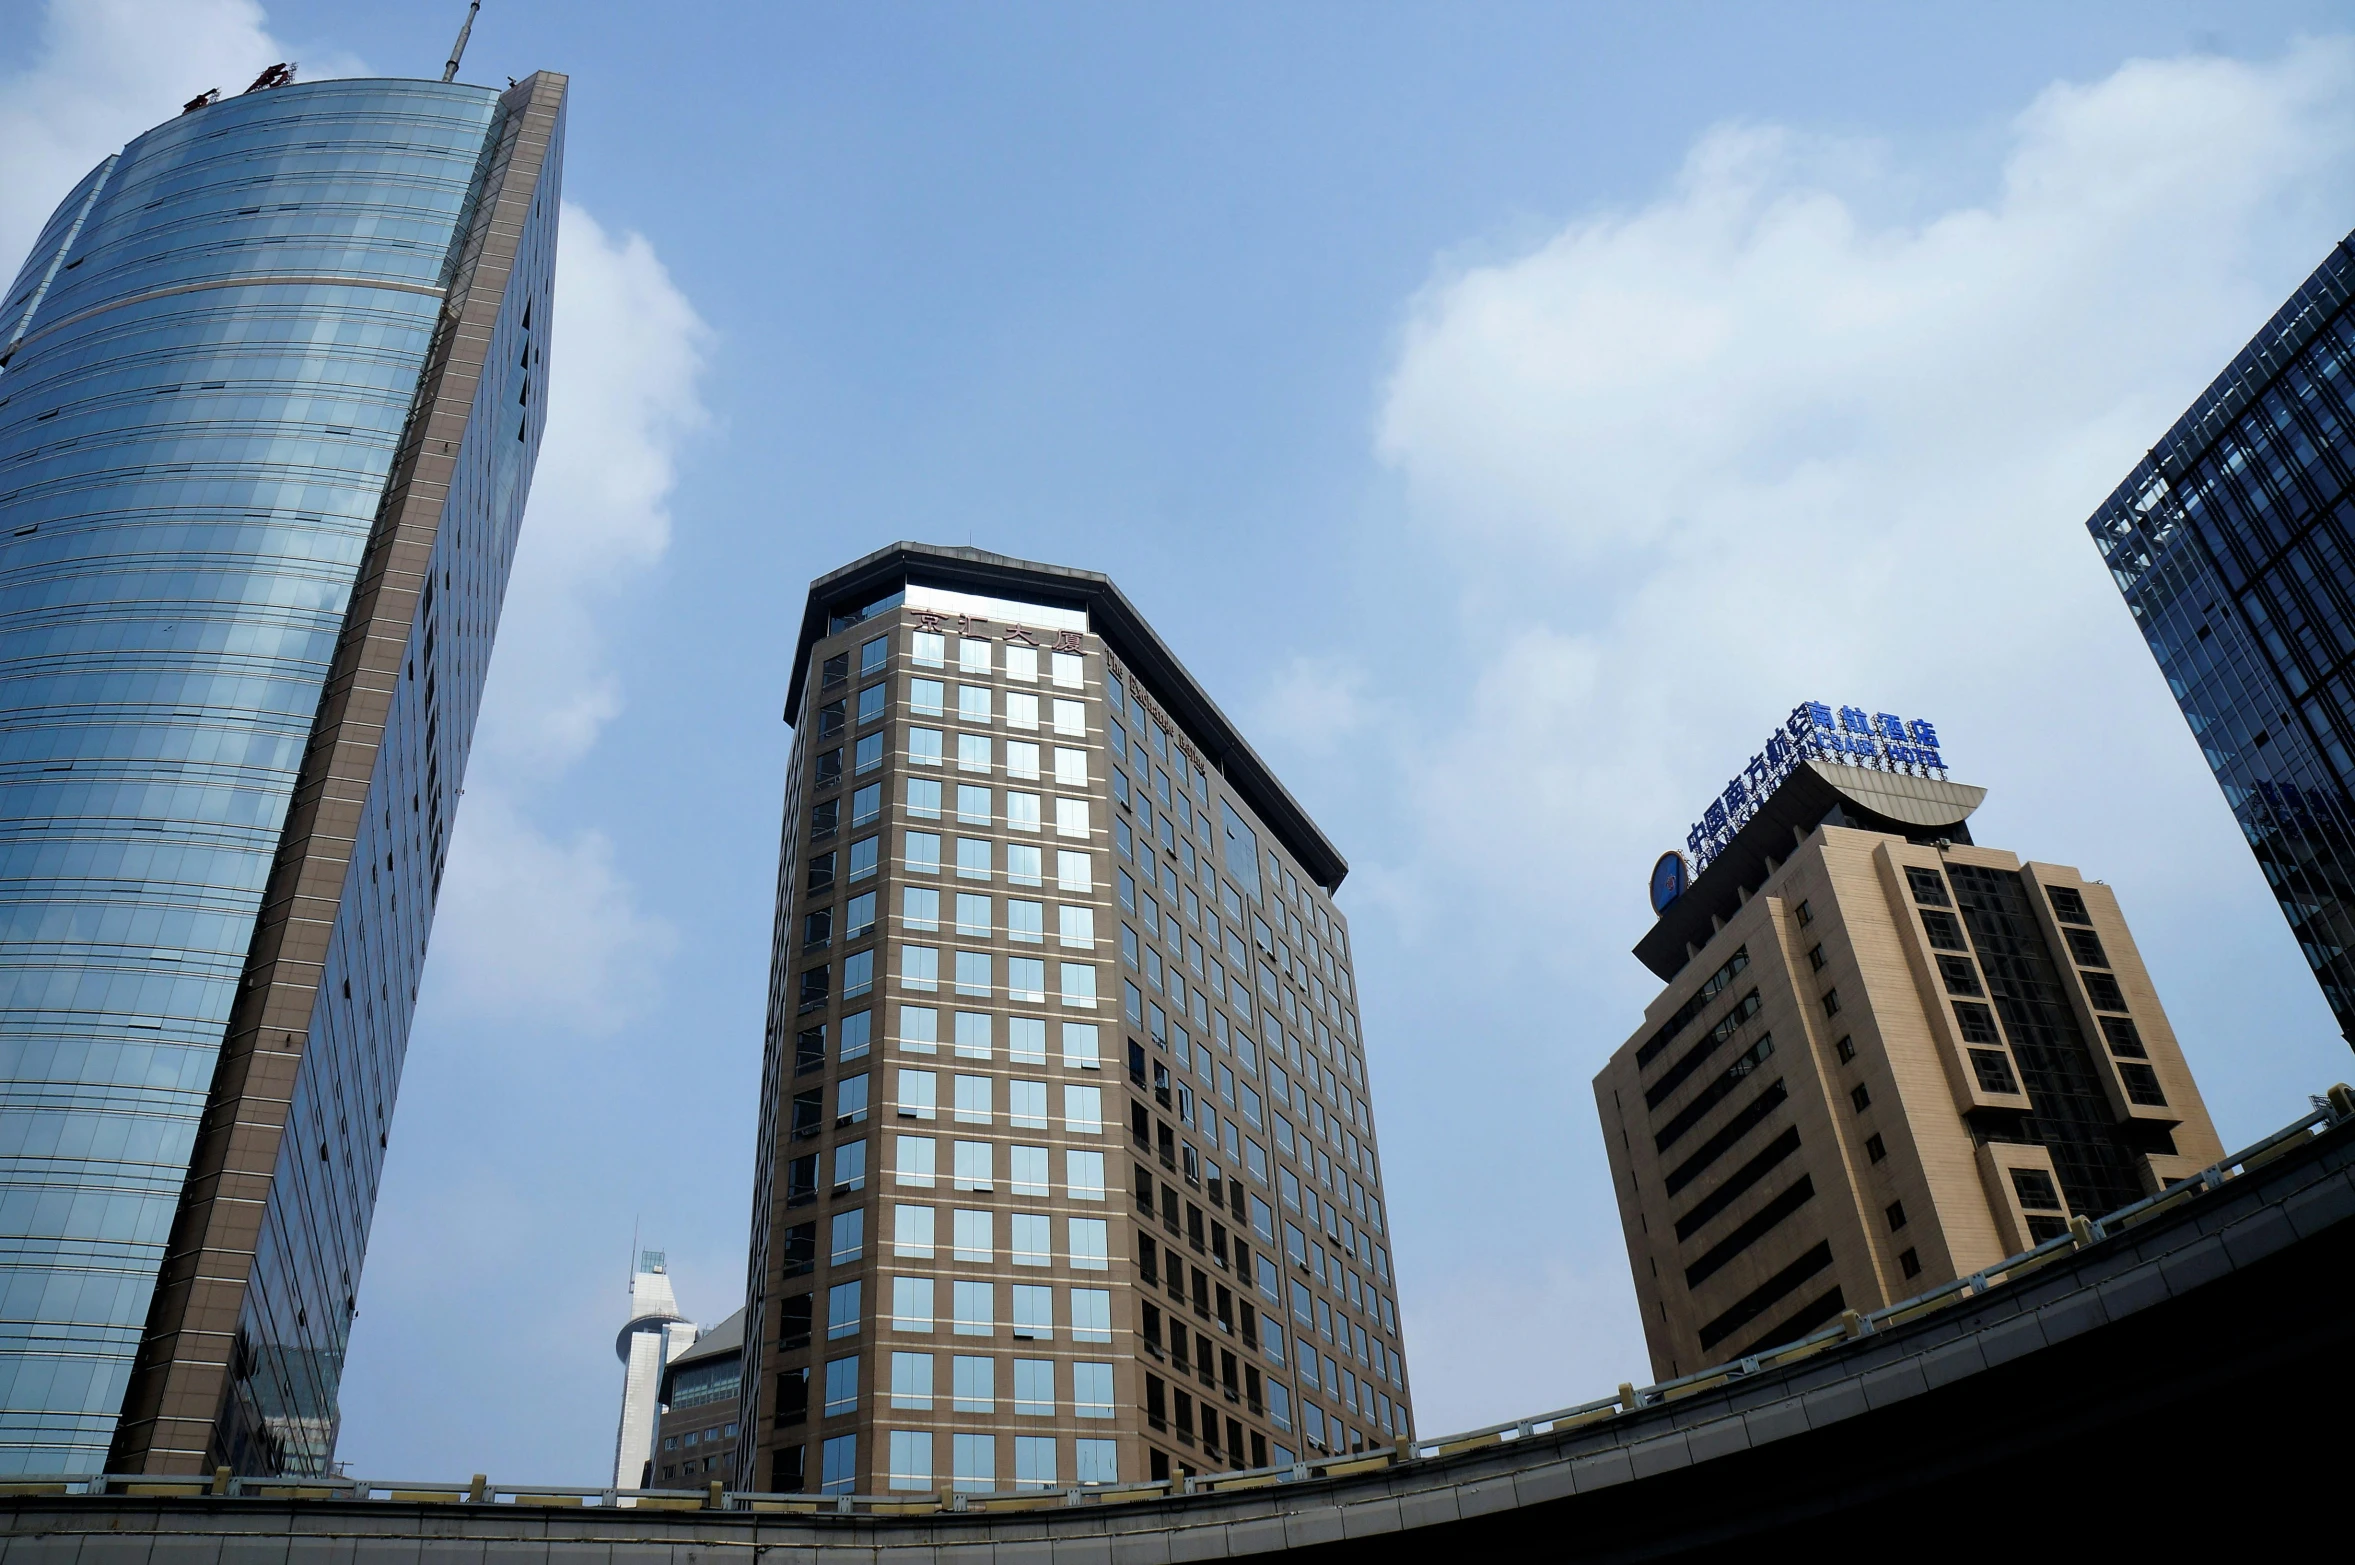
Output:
left=1685, top=703, right=1946, bottom=873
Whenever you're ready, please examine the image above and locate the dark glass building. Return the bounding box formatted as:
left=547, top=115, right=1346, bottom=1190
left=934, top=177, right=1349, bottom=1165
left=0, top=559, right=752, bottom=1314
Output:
left=2089, top=230, right=2355, bottom=1048
left=0, top=68, right=565, bottom=1475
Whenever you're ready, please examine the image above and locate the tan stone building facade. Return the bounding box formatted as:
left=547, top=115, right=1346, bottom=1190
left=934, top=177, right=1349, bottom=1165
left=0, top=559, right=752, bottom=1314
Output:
left=1596, top=760, right=2223, bottom=1383
left=741, top=545, right=1411, bottom=1497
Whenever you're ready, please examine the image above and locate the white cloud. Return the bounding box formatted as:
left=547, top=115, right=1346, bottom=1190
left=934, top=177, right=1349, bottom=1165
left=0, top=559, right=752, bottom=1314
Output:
left=1252, top=653, right=1375, bottom=756
left=1357, top=39, right=2355, bottom=1429
left=475, top=204, right=714, bottom=776
left=426, top=788, right=677, bottom=1032
left=0, top=0, right=365, bottom=269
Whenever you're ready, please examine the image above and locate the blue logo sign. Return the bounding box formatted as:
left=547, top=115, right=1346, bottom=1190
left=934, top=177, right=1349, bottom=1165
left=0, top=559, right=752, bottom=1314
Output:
left=1650, top=851, right=1690, bottom=915
left=1683, top=702, right=1946, bottom=874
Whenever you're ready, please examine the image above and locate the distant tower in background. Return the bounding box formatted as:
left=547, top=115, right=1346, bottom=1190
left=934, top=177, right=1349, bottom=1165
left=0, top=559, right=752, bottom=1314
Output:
left=613, top=1252, right=696, bottom=1491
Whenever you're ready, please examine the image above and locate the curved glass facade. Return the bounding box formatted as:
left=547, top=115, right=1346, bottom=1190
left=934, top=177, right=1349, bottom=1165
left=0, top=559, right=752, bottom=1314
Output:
left=0, top=73, right=563, bottom=1474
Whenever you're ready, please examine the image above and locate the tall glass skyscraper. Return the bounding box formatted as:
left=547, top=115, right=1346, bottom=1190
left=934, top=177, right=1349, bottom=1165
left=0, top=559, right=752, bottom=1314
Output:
left=2089, top=231, right=2355, bottom=1049
left=0, top=68, right=565, bottom=1475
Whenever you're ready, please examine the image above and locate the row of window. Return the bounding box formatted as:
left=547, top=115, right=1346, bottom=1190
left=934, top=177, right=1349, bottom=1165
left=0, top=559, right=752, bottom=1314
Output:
left=888, top=1135, right=1109, bottom=1202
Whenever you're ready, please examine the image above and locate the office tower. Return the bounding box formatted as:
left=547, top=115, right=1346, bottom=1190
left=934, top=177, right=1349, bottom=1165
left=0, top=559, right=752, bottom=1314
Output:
left=0, top=69, right=565, bottom=1476
left=743, top=545, right=1410, bottom=1497
left=613, top=1252, right=696, bottom=1490
left=652, top=1307, right=743, bottom=1489
left=2088, top=231, right=2355, bottom=1046
left=1595, top=705, right=2223, bottom=1383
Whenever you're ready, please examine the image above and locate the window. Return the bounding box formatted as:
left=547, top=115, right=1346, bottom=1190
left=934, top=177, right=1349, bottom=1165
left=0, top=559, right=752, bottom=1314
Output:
left=861, top=635, right=888, bottom=676
left=953, top=1354, right=996, bottom=1414
left=1009, top=956, right=1047, bottom=1001
left=957, top=784, right=993, bottom=825
left=832, top=1207, right=865, bottom=1264
left=1905, top=866, right=1950, bottom=906
left=1060, top=905, right=1096, bottom=948
left=890, top=1351, right=933, bottom=1409
left=1885, top=1200, right=1908, bottom=1232
left=1006, top=691, right=1039, bottom=729
left=1012, top=1283, right=1054, bottom=1339
left=1060, top=963, right=1098, bottom=1008
left=1919, top=909, right=1966, bottom=950
left=1850, top=1083, right=1871, bottom=1113
left=886, top=1430, right=930, bottom=1491
left=907, top=728, right=941, bottom=767
left=1068, top=1217, right=1109, bottom=1269
left=841, top=1009, right=872, bottom=1060
left=1052, top=698, right=1086, bottom=736
left=842, top=950, right=873, bottom=999
left=1806, top=944, right=1826, bottom=972
left=2083, top=971, right=2128, bottom=1012
left=1004, top=645, right=1039, bottom=683
left=848, top=782, right=883, bottom=830
left=1052, top=746, right=1088, bottom=788
left=955, top=950, right=991, bottom=996
left=1011, top=1144, right=1050, bottom=1195
left=953, top=1279, right=994, bottom=1335
left=827, top=1280, right=861, bottom=1339
left=2118, top=1061, right=2169, bottom=1106
left=893, top=1204, right=935, bottom=1258
left=1071, top=1360, right=1115, bottom=1419
left=953, top=1074, right=992, bottom=1125
left=1010, top=1432, right=1055, bottom=1491
left=1008, top=1015, right=1047, bottom=1063
left=1006, top=740, right=1041, bottom=780
left=822, top=1434, right=858, bottom=1494
left=959, top=637, right=992, bottom=674
left=952, top=1432, right=996, bottom=1493
left=2010, top=1167, right=2064, bottom=1211
left=1821, top=988, right=1842, bottom=1017
left=1864, top=1133, right=1886, bottom=1164
left=952, top=1207, right=993, bottom=1262
left=892, top=1275, right=935, bottom=1330
left=1935, top=956, right=1982, bottom=996
left=1071, top=1288, right=1112, bottom=1342
left=1953, top=1001, right=2001, bottom=1044
left=1063, top=1022, right=1101, bottom=1069
left=910, top=678, right=945, bottom=716
left=1056, top=798, right=1091, bottom=839
left=2099, top=1014, right=2148, bottom=1057
left=895, top=1133, right=936, bottom=1186
left=825, top=1354, right=859, bottom=1417
left=1011, top=1211, right=1051, bottom=1266
left=950, top=1010, right=990, bottom=1058
left=1014, top=1358, right=1055, bottom=1417
left=845, top=891, right=877, bottom=940
left=1057, top=850, right=1093, bottom=892
left=1969, top=1049, right=2018, bottom=1094
left=2046, top=884, right=2091, bottom=925
left=857, top=732, right=887, bottom=774
left=1834, top=1035, right=1855, bottom=1064
left=1074, top=1438, right=1118, bottom=1485
left=956, top=839, right=992, bottom=881
left=959, top=733, right=991, bottom=772
left=904, top=832, right=941, bottom=876
left=1008, top=843, right=1044, bottom=885
left=1064, top=1084, right=1104, bottom=1132
left=898, top=1070, right=937, bottom=1120
left=958, top=685, right=992, bottom=724
left=954, top=1140, right=994, bottom=1190
left=833, top=1139, right=867, bottom=1190
left=1008, top=899, right=1045, bottom=943
left=858, top=684, right=886, bottom=725
left=911, top=630, right=946, bottom=667
left=900, top=1005, right=939, bottom=1052
left=1067, top=1149, right=1106, bottom=1200
left=1898, top=1248, right=1922, bottom=1279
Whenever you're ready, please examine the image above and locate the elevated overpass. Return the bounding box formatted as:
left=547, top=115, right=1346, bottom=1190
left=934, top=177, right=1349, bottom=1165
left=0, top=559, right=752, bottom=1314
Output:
left=8, top=1090, right=2352, bottom=1560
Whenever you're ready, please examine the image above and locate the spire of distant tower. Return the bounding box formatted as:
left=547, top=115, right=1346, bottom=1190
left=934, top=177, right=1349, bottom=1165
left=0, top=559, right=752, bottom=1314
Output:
left=443, top=1, right=482, bottom=83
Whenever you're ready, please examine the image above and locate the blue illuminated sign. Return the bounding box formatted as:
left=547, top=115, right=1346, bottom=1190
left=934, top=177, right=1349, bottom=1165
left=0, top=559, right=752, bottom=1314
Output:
left=1683, top=702, right=1947, bottom=873
left=1650, top=851, right=1690, bottom=915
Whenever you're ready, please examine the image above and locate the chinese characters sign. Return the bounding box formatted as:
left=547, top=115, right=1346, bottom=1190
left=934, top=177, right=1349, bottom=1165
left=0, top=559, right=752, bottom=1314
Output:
left=1685, top=703, right=1946, bottom=872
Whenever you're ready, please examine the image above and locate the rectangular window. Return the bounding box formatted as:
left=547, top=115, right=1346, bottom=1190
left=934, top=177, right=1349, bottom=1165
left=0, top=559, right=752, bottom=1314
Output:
left=892, top=1275, right=935, bottom=1331
left=886, top=1430, right=930, bottom=1491
left=1905, top=866, right=1950, bottom=906
left=1014, top=1358, right=1055, bottom=1417
left=1007, top=791, right=1042, bottom=832
left=832, top=1138, right=867, bottom=1190
left=899, top=1005, right=939, bottom=1051
left=952, top=1432, right=995, bottom=1494
left=953, top=1354, right=996, bottom=1414
left=825, top=1354, right=859, bottom=1417
left=959, top=637, right=991, bottom=674
left=1954, top=1001, right=2001, bottom=1044
left=832, top=1207, right=865, bottom=1265
left=897, top=1070, right=937, bottom=1120
left=955, top=949, right=991, bottom=996
left=956, top=838, right=992, bottom=881
left=1009, top=1015, right=1047, bottom=1062
left=851, top=782, right=883, bottom=828
left=858, top=684, right=886, bottom=725
left=958, top=685, right=992, bottom=724
left=890, top=1350, right=934, bottom=1409
left=2083, top=971, right=2128, bottom=1012
left=1006, top=691, right=1040, bottom=729
left=1071, top=1287, right=1112, bottom=1342
left=1936, top=955, right=1983, bottom=996
left=1063, top=1083, right=1104, bottom=1132
left=1008, top=1078, right=1048, bottom=1129
left=1011, top=1211, right=1052, bottom=1266
left=904, top=831, right=941, bottom=875
left=1068, top=1216, right=1110, bottom=1269
left=913, top=631, right=946, bottom=667
left=845, top=891, right=877, bottom=940
left=2046, top=884, right=2092, bottom=925
left=1007, top=740, right=1041, bottom=780
left=1063, top=1021, right=1101, bottom=1069
left=827, top=1280, right=861, bottom=1339
left=1059, top=905, right=1096, bottom=948
left=953, top=1279, right=994, bottom=1335
left=893, top=1204, right=935, bottom=1258
left=854, top=732, right=885, bottom=774
left=1009, top=956, right=1047, bottom=1001
left=1060, top=963, right=1098, bottom=1008
left=2100, top=1014, right=2148, bottom=1057
left=1850, top=1083, right=1871, bottom=1113
left=842, top=949, right=873, bottom=998
left=1056, top=798, right=1091, bottom=839
left=952, top=1009, right=990, bottom=1058
left=1012, top=1283, right=1054, bottom=1339
left=1011, top=1143, right=1049, bottom=1195
left=908, top=727, right=942, bottom=767
left=1066, top=1149, right=1107, bottom=1200
left=895, top=1133, right=936, bottom=1185
left=1007, top=843, right=1044, bottom=885
left=823, top=1434, right=858, bottom=1494
left=1057, top=850, right=1094, bottom=892
left=954, top=1139, right=994, bottom=1190
left=959, top=733, right=992, bottom=771
left=910, top=678, right=946, bottom=716
left=861, top=635, right=889, bottom=675
left=1005, top=645, right=1039, bottom=683
left=955, top=1074, right=993, bottom=1125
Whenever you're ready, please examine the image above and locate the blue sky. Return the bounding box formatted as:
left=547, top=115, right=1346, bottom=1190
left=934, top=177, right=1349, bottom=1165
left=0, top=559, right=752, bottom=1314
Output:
left=6, top=0, right=2355, bottom=1482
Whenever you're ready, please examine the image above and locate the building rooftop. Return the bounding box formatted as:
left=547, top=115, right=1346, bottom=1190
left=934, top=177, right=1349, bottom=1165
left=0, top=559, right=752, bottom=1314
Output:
left=784, top=542, right=1348, bottom=891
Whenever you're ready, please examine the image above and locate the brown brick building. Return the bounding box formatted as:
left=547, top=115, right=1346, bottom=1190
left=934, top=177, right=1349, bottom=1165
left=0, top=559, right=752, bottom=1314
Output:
left=741, top=545, right=1412, bottom=1495
left=1596, top=748, right=2223, bottom=1383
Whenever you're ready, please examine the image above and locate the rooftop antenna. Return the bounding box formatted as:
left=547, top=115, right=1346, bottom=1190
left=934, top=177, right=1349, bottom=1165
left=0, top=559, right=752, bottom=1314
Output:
left=442, top=1, right=481, bottom=83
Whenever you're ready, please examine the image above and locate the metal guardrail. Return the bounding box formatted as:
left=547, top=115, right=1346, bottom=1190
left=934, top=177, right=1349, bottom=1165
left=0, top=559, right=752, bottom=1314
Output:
left=4, top=1084, right=2348, bottom=1519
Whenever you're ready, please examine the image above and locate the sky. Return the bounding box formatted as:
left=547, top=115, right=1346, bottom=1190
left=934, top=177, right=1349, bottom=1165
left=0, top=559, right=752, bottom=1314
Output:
left=4, top=0, right=2355, bottom=1483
